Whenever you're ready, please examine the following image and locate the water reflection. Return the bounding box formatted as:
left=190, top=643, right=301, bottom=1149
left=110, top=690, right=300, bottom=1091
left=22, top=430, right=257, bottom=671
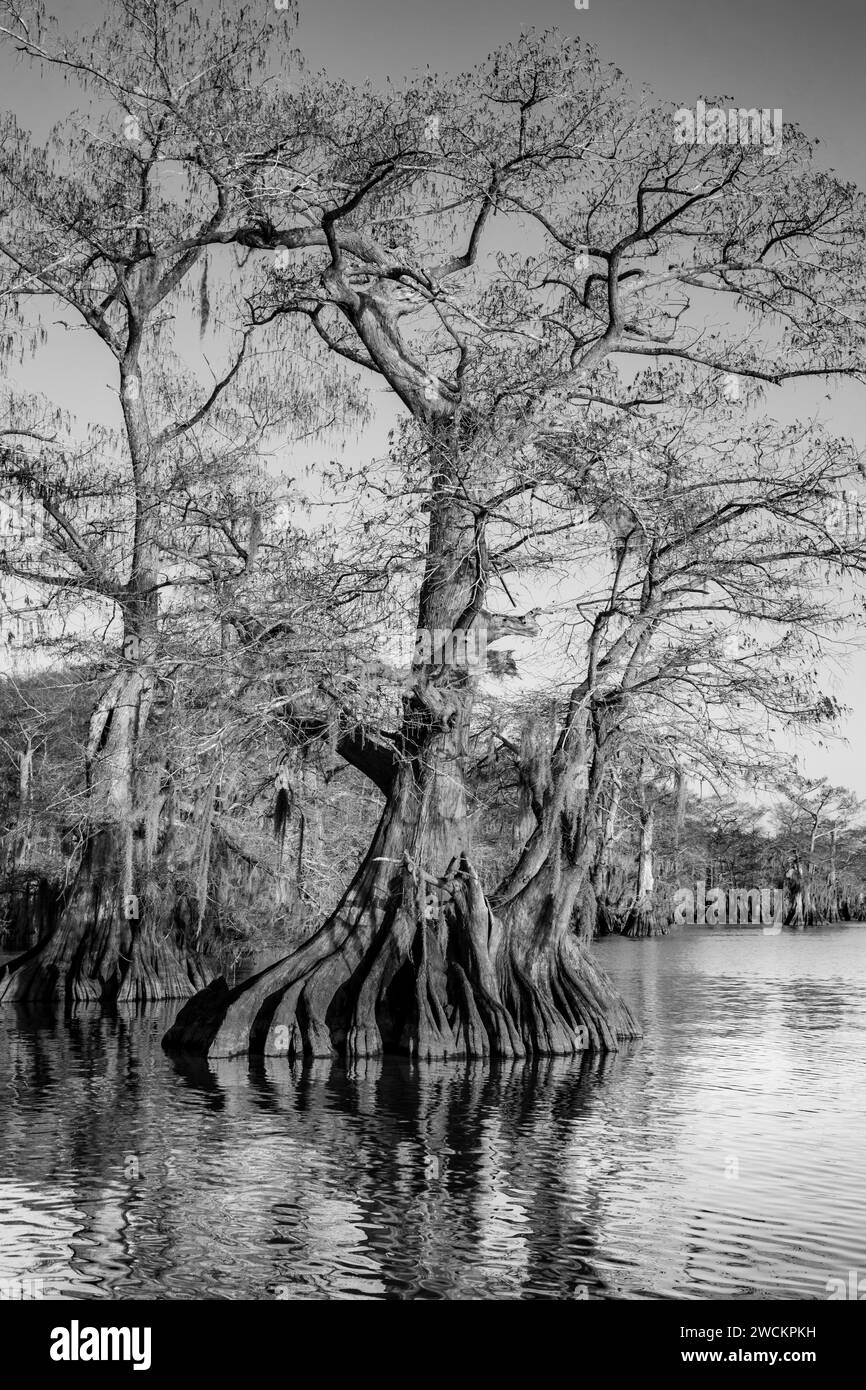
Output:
left=1, top=927, right=865, bottom=1299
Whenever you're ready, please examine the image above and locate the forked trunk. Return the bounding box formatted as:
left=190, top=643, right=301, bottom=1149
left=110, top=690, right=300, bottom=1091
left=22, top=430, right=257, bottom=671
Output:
left=164, top=718, right=641, bottom=1060
left=164, top=423, right=640, bottom=1061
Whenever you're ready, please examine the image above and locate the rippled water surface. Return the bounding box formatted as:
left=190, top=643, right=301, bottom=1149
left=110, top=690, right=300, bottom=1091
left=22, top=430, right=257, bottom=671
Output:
left=1, top=926, right=865, bottom=1299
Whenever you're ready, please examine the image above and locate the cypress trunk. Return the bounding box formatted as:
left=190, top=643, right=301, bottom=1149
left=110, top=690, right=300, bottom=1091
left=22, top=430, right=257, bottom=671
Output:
left=0, top=377, right=211, bottom=1003
left=164, top=429, right=641, bottom=1060
left=622, top=795, right=666, bottom=937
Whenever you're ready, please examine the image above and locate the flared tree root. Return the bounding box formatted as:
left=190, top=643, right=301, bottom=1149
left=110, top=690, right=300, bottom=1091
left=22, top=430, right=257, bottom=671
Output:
left=0, top=871, right=212, bottom=1005
left=163, top=857, right=641, bottom=1061
left=620, top=901, right=668, bottom=938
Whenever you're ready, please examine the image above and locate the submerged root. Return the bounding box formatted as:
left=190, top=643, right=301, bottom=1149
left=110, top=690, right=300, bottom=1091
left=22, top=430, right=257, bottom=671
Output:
left=0, top=927, right=210, bottom=1004
left=620, top=901, right=668, bottom=938
left=163, top=857, right=642, bottom=1061
left=0, top=877, right=212, bottom=1005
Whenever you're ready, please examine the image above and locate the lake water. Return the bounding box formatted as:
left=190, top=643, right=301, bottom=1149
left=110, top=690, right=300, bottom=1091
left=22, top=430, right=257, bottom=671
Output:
left=1, top=925, right=864, bottom=1300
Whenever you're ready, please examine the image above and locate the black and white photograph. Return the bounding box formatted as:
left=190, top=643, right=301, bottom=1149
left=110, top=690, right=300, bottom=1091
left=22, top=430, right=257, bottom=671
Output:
left=0, top=0, right=864, bottom=1352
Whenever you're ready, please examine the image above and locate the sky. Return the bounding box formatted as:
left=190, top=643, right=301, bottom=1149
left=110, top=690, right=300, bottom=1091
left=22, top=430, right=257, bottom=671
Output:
left=1, top=0, right=866, bottom=790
